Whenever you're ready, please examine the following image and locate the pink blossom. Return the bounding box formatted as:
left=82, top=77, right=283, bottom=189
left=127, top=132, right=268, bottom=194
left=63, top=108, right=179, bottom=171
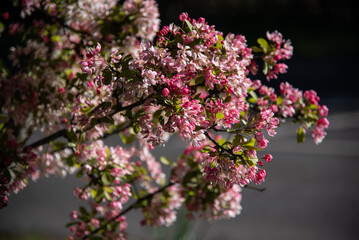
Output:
left=162, top=88, right=170, bottom=97
left=317, top=118, right=329, bottom=129
left=179, top=12, right=189, bottom=21
left=263, top=154, right=273, bottom=162
left=311, top=127, right=327, bottom=145
left=319, top=105, right=329, bottom=117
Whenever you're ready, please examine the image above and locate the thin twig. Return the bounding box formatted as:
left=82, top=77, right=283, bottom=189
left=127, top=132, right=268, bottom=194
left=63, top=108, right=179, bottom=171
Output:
left=204, top=131, right=238, bottom=157
left=244, top=185, right=266, bottom=192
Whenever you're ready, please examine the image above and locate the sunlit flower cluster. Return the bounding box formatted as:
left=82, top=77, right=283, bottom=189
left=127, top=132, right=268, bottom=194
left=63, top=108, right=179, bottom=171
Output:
left=0, top=0, right=329, bottom=238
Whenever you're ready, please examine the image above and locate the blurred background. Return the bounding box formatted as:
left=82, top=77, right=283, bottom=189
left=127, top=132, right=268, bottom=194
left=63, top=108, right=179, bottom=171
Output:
left=1, top=0, right=359, bottom=239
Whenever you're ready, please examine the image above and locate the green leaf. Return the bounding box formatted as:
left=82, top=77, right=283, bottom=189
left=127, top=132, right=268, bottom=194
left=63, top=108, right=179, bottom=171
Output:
left=216, top=40, right=222, bottom=49
left=308, top=104, right=318, bottom=110
left=251, top=46, right=263, bottom=53
left=90, top=118, right=98, bottom=128
left=119, top=133, right=135, bottom=144
left=184, top=19, right=193, bottom=31
left=79, top=206, right=88, bottom=217
left=216, top=112, right=225, bottom=120
left=100, top=116, right=114, bottom=124
left=159, top=115, right=165, bottom=125
left=174, top=33, right=184, bottom=44
left=79, top=132, right=86, bottom=142
left=218, top=138, right=226, bottom=146
left=101, top=172, right=112, bottom=185
left=242, top=138, right=255, bottom=147
left=102, top=69, right=112, bottom=85
left=160, top=156, right=171, bottom=165
left=67, top=130, right=77, bottom=142
left=119, top=69, right=137, bottom=77
left=224, top=95, right=232, bottom=103
left=202, top=147, right=211, bottom=153
left=297, top=126, right=305, bottom=143
left=106, top=147, right=110, bottom=159
left=247, top=160, right=255, bottom=167
left=91, top=189, right=97, bottom=198
left=51, top=35, right=61, bottom=42
left=76, top=169, right=83, bottom=178
left=133, top=124, right=140, bottom=134
left=248, top=97, right=257, bottom=104
left=65, top=222, right=77, bottom=228
left=104, top=186, right=113, bottom=193
left=53, top=141, right=66, bottom=151
left=95, top=188, right=104, bottom=203
left=122, top=54, right=133, bottom=65
left=263, top=62, right=269, bottom=75
left=66, top=156, right=76, bottom=167
left=232, top=134, right=242, bottom=147
left=307, top=112, right=319, bottom=121
left=104, top=189, right=112, bottom=200
left=210, top=161, right=216, bottom=169
left=195, top=76, right=205, bottom=85
left=67, top=142, right=76, bottom=148
left=249, top=90, right=258, bottom=101
left=257, top=38, right=269, bottom=52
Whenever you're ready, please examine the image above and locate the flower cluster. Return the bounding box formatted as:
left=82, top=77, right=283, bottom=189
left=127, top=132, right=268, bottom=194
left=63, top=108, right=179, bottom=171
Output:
left=0, top=1, right=329, bottom=239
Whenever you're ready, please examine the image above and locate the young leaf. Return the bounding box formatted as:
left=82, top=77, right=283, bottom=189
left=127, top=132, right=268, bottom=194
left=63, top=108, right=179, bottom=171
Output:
left=297, top=126, right=305, bottom=143
left=119, top=133, right=136, bottom=144
left=67, top=130, right=77, bottom=142
left=218, top=138, right=226, bottom=146
left=184, top=19, right=193, bottom=31
left=160, top=156, right=171, bottom=165
left=257, top=38, right=269, bottom=52
left=216, top=112, right=225, bottom=120
left=101, top=172, right=112, bottom=186
left=242, top=138, right=255, bottom=147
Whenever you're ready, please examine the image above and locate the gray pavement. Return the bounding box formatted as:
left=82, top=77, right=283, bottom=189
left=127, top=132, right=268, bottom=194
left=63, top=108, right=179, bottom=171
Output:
left=1, top=110, right=359, bottom=240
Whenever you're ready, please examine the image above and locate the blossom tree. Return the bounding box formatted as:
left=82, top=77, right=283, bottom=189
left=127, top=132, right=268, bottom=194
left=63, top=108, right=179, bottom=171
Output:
left=0, top=0, right=329, bottom=239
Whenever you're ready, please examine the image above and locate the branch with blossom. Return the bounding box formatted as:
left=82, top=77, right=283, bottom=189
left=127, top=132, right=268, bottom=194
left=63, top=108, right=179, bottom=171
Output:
left=0, top=0, right=329, bottom=239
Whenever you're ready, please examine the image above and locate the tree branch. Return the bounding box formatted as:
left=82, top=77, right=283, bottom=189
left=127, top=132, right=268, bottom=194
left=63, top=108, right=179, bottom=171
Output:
left=24, top=129, right=67, bottom=150
left=204, top=131, right=238, bottom=157
left=23, top=94, right=154, bottom=151
left=82, top=181, right=177, bottom=239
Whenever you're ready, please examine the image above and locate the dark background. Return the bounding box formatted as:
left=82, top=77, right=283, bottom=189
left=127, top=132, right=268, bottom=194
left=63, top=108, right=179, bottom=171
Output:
left=157, top=0, right=359, bottom=107
left=1, top=0, right=359, bottom=239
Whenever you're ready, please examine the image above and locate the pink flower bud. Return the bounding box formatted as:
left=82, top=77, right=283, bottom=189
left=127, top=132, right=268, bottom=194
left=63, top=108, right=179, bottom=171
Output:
left=2, top=12, right=9, bottom=20
left=162, top=88, right=170, bottom=97
left=264, top=154, right=273, bottom=162
left=70, top=210, right=78, bottom=220
left=96, top=43, right=101, bottom=53
left=179, top=12, right=189, bottom=21
left=87, top=81, right=94, bottom=88
left=96, top=87, right=101, bottom=94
